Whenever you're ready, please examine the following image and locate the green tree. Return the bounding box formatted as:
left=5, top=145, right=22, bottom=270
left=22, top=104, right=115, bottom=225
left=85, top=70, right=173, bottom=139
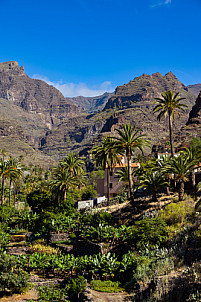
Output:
left=139, top=171, right=168, bottom=202
left=7, top=156, right=23, bottom=206
left=115, top=166, right=134, bottom=199
left=0, top=159, right=9, bottom=205
left=51, top=165, right=80, bottom=202
left=60, top=153, right=84, bottom=178
left=112, top=124, right=150, bottom=201
left=153, top=90, right=187, bottom=157
left=163, top=150, right=195, bottom=201
left=93, top=136, right=121, bottom=205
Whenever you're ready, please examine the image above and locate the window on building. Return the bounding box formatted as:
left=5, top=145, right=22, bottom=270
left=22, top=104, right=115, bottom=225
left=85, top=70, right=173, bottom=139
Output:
left=110, top=183, right=113, bottom=188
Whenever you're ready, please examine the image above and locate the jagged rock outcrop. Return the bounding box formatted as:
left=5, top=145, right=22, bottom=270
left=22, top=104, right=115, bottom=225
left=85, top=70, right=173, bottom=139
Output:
left=188, top=84, right=201, bottom=96
left=0, top=61, right=82, bottom=126
left=187, top=91, right=201, bottom=125
left=104, top=72, right=194, bottom=111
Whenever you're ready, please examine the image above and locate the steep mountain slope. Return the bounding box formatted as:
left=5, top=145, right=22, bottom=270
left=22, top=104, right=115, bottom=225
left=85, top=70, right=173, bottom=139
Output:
left=187, top=84, right=201, bottom=96
left=0, top=61, right=81, bottom=128
left=173, top=91, right=201, bottom=147
left=41, top=72, right=196, bottom=159
left=0, top=61, right=82, bottom=164
left=66, top=92, right=114, bottom=112
left=104, top=72, right=195, bottom=111
left=0, top=62, right=198, bottom=162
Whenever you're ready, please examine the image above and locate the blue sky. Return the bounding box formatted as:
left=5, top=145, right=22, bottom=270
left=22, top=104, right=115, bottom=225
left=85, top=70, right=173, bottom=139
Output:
left=0, top=0, right=201, bottom=96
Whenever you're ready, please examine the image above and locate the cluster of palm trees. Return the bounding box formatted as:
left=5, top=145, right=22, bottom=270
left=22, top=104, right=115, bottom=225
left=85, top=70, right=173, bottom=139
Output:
left=93, top=124, right=150, bottom=204
left=50, top=153, right=85, bottom=203
left=138, top=148, right=201, bottom=201
left=0, top=90, right=199, bottom=207
left=0, top=152, right=23, bottom=206
left=93, top=90, right=201, bottom=203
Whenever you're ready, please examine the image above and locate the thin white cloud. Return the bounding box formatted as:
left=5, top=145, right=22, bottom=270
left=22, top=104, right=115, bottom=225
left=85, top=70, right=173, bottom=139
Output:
left=151, top=0, right=171, bottom=7
left=32, top=75, right=114, bottom=97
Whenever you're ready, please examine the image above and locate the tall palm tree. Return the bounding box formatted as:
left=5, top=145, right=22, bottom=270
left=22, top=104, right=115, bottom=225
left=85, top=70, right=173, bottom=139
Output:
left=0, top=159, right=9, bottom=205
left=153, top=90, right=187, bottom=157
left=115, top=166, right=134, bottom=199
left=51, top=165, right=79, bottom=202
left=155, top=155, right=172, bottom=195
left=93, top=136, right=121, bottom=205
left=112, top=124, right=150, bottom=201
left=60, top=153, right=84, bottom=178
left=163, top=150, right=195, bottom=201
left=7, top=156, right=23, bottom=206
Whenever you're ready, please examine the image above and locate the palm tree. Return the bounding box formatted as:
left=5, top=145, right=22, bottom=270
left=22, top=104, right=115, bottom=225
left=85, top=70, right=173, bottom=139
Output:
left=0, top=159, right=9, bottom=205
left=60, top=153, right=84, bottom=178
left=153, top=90, right=187, bottom=157
left=155, top=155, right=172, bottom=195
left=7, top=156, right=23, bottom=206
left=51, top=165, right=79, bottom=202
left=163, top=150, right=195, bottom=201
left=112, top=124, right=150, bottom=201
left=93, top=136, right=121, bottom=205
left=115, top=166, right=134, bottom=199
left=139, top=171, right=168, bottom=202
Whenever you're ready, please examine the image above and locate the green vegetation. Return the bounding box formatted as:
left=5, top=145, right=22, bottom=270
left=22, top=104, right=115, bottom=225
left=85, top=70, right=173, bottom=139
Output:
left=1, top=112, right=201, bottom=301
left=90, top=280, right=125, bottom=292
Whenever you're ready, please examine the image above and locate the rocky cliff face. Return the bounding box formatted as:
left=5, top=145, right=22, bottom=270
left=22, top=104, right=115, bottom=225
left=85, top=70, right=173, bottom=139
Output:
left=187, top=84, right=201, bottom=96
left=187, top=91, right=201, bottom=125
left=66, top=92, right=114, bottom=112
left=104, top=72, right=194, bottom=111
left=41, top=72, right=197, bottom=159
left=0, top=62, right=198, bottom=162
left=0, top=61, right=81, bottom=126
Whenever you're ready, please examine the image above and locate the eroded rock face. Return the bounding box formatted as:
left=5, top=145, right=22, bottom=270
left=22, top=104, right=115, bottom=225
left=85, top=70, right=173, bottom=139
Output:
left=104, top=72, right=192, bottom=111
left=0, top=61, right=82, bottom=125
left=187, top=91, right=201, bottom=125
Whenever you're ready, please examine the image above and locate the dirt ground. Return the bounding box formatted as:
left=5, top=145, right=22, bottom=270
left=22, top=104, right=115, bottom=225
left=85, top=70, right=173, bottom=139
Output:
left=90, top=289, right=131, bottom=302
left=0, top=289, right=38, bottom=302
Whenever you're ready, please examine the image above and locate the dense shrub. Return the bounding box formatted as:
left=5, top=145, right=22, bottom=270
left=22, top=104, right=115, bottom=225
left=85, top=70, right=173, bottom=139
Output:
left=0, top=205, right=19, bottom=223
left=37, top=285, right=69, bottom=302
left=68, top=276, right=86, bottom=300
left=0, top=253, right=29, bottom=294
left=159, top=199, right=194, bottom=226
left=81, top=185, right=97, bottom=200
left=128, top=217, right=168, bottom=248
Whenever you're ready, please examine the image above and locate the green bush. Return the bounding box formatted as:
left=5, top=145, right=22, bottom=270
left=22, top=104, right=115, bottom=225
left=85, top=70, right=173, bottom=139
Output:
left=0, top=253, right=29, bottom=294
left=128, top=217, right=168, bottom=248
left=81, top=185, right=96, bottom=200
left=68, top=276, right=86, bottom=300
left=37, top=285, right=69, bottom=302
left=90, top=280, right=124, bottom=292
left=0, top=230, right=10, bottom=250
left=0, top=205, right=18, bottom=223
left=159, top=200, right=194, bottom=226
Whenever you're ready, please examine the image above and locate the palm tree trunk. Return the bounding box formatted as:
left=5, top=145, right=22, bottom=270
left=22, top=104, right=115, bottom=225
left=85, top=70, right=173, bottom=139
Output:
left=179, top=180, right=185, bottom=201
left=168, top=113, right=174, bottom=157
left=107, top=167, right=110, bottom=206
left=9, top=179, right=12, bottom=206
left=127, top=153, right=133, bottom=201
left=13, top=183, right=16, bottom=207
left=152, top=190, right=157, bottom=202
left=1, top=176, right=5, bottom=206
left=166, top=174, right=170, bottom=195
left=190, top=169, right=196, bottom=196
left=64, top=189, right=67, bottom=201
